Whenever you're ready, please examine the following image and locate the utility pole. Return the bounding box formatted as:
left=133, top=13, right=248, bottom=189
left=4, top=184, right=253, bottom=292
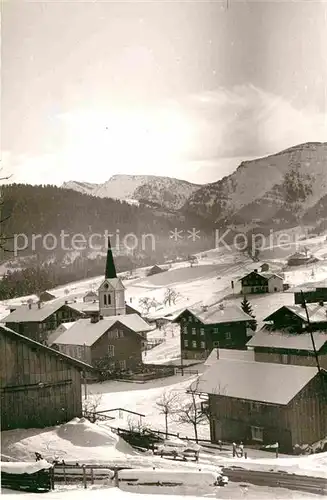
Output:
left=300, top=290, right=321, bottom=374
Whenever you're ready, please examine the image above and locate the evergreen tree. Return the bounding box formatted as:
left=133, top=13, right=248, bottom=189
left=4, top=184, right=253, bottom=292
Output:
left=241, top=296, right=257, bottom=331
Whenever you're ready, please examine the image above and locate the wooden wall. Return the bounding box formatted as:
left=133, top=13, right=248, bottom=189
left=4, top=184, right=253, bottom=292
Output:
left=287, top=375, right=327, bottom=447
left=0, top=331, right=82, bottom=430
left=91, top=324, right=142, bottom=371
left=254, top=349, right=327, bottom=370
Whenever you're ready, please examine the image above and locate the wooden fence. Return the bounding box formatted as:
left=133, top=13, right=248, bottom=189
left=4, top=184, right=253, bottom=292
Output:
left=1, top=468, right=54, bottom=492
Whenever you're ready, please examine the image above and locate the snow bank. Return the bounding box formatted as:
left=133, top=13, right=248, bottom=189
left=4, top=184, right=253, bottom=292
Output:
left=57, top=418, right=118, bottom=448
left=118, top=468, right=219, bottom=486
left=1, top=460, right=52, bottom=474
left=1, top=418, right=136, bottom=463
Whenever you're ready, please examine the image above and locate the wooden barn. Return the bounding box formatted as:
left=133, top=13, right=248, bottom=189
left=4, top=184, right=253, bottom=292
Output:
left=0, top=325, right=93, bottom=431
left=197, top=359, right=327, bottom=453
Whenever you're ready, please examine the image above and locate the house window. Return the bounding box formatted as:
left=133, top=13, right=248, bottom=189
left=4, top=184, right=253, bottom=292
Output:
left=182, top=326, right=188, bottom=334
left=119, top=360, right=126, bottom=371
left=225, top=332, right=231, bottom=340
left=213, top=327, right=218, bottom=334
left=200, top=341, right=205, bottom=349
left=200, top=328, right=205, bottom=336
left=213, top=341, right=220, bottom=347
left=108, top=345, right=115, bottom=357
left=192, top=328, right=196, bottom=335
left=184, top=339, right=189, bottom=347
left=192, top=340, right=197, bottom=348
left=251, top=426, right=264, bottom=442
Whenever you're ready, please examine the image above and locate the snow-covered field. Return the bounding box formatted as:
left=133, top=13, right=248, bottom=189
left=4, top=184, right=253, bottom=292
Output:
left=2, top=236, right=327, bottom=498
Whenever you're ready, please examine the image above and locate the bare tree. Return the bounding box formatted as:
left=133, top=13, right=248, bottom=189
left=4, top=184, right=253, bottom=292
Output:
left=176, top=378, right=208, bottom=443
left=82, top=393, right=103, bottom=423
left=139, top=296, right=152, bottom=315
left=164, top=287, right=180, bottom=307
left=155, top=390, right=180, bottom=438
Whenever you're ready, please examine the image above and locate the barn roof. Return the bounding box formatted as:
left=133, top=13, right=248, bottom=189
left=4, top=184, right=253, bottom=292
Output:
left=54, top=314, right=152, bottom=346
left=204, top=348, right=255, bottom=366
left=247, top=327, right=327, bottom=351
left=197, top=359, right=321, bottom=405
left=47, top=322, right=77, bottom=346
left=1, top=302, right=83, bottom=323
left=264, top=304, right=327, bottom=323
left=173, top=304, right=252, bottom=325
left=0, top=325, right=94, bottom=371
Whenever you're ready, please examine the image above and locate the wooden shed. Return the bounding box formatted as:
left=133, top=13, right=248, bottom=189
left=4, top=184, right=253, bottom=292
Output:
left=0, top=325, right=93, bottom=431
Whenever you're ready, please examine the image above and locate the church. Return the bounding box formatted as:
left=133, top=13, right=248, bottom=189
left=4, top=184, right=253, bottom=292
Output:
left=51, top=239, right=152, bottom=372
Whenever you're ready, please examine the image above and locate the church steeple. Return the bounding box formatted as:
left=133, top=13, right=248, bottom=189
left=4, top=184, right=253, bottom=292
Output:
left=105, top=237, right=117, bottom=279
left=98, top=236, right=126, bottom=317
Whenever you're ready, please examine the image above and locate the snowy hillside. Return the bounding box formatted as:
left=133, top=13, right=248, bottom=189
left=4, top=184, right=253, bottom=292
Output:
left=185, top=142, right=327, bottom=225
left=61, top=174, right=200, bottom=211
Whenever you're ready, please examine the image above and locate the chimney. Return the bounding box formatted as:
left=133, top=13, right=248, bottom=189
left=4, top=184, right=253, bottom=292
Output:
left=99, top=315, right=103, bottom=320
left=28, top=303, right=32, bottom=310
left=65, top=300, right=68, bottom=305
left=319, top=301, right=324, bottom=307
left=90, top=315, right=99, bottom=324
left=38, top=302, right=41, bottom=309
left=254, top=269, right=258, bottom=273
left=202, top=305, right=208, bottom=312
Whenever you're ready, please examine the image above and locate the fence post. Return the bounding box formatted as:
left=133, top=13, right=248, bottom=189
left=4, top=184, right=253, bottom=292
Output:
left=82, top=465, right=87, bottom=489
left=63, top=463, right=66, bottom=485
left=113, top=467, right=119, bottom=487
left=90, top=467, right=94, bottom=485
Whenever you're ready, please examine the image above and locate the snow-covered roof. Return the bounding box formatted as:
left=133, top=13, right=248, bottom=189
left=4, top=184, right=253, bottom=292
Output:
left=204, top=348, right=255, bottom=366
left=174, top=304, right=252, bottom=325
left=54, top=314, right=152, bottom=346
left=1, top=302, right=83, bottom=323
left=0, top=325, right=93, bottom=371
left=238, top=271, right=283, bottom=282
left=247, top=327, right=327, bottom=352
left=264, top=304, right=327, bottom=323
left=48, top=321, right=77, bottom=345
left=197, top=359, right=320, bottom=405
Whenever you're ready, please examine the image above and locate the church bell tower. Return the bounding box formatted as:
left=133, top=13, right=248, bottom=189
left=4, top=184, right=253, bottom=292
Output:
left=98, top=237, right=126, bottom=317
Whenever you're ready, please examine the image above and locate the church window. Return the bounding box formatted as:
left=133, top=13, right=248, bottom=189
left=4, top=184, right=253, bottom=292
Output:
left=104, top=295, right=107, bottom=306
left=108, top=294, right=111, bottom=305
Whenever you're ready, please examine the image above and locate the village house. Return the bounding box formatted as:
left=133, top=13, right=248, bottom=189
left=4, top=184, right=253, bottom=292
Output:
left=0, top=325, right=93, bottom=431
left=51, top=238, right=152, bottom=371
left=239, top=270, right=284, bottom=295
left=38, top=291, right=56, bottom=302
left=197, top=359, right=327, bottom=453
left=247, top=327, right=327, bottom=369
left=51, top=315, right=152, bottom=370
left=293, top=286, right=327, bottom=305
left=1, top=301, right=85, bottom=344
left=147, top=264, right=166, bottom=277
left=83, top=290, right=99, bottom=303
left=246, top=303, right=327, bottom=368
left=173, top=304, right=254, bottom=360
left=263, top=304, right=327, bottom=331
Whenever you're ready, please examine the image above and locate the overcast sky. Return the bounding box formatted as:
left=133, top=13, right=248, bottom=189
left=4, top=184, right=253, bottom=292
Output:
left=2, top=0, right=327, bottom=185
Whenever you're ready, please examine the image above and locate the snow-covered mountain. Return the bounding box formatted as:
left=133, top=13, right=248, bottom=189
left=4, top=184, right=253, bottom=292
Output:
left=61, top=174, right=200, bottom=211
left=184, top=142, right=327, bottom=228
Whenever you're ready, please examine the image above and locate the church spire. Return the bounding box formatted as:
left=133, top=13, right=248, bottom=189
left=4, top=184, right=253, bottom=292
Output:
left=105, top=237, right=117, bottom=279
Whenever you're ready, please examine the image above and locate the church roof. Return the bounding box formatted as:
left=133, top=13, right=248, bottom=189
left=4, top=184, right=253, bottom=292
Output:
left=105, top=237, right=117, bottom=279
